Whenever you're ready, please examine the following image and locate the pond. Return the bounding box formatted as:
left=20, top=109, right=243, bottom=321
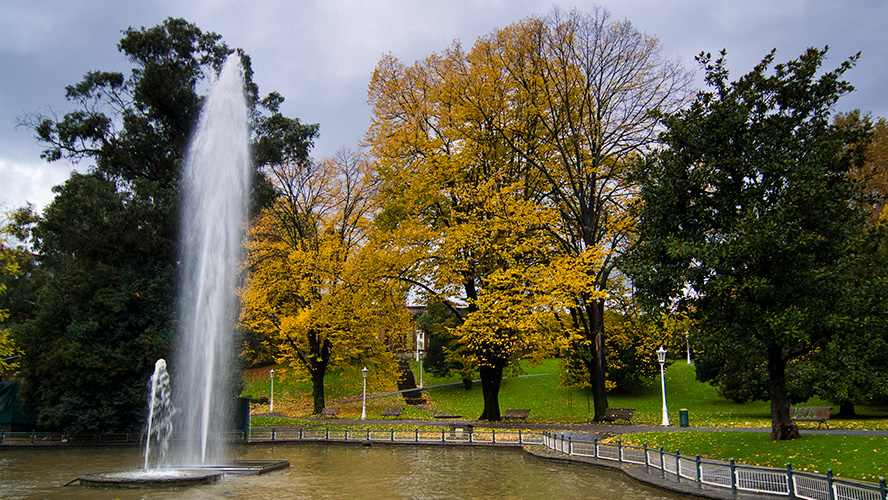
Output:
left=0, top=442, right=689, bottom=499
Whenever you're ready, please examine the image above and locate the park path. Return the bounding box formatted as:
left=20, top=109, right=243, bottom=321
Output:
left=302, top=415, right=888, bottom=438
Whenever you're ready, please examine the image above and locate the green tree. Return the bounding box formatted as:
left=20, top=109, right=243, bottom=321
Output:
left=805, top=114, right=888, bottom=415
left=628, top=47, right=869, bottom=440
left=18, top=18, right=315, bottom=431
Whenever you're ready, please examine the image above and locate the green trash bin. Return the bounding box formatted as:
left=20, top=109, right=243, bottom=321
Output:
left=679, top=408, right=689, bottom=427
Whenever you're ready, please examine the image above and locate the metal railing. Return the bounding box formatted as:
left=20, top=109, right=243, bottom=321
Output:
left=0, top=430, right=144, bottom=444
left=543, top=432, right=888, bottom=500
left=248, top=426, right=544, bottom=446
left=0, top=427, right=542, bottom=447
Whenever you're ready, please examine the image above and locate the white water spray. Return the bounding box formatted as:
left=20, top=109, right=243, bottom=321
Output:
left=172, top=53, right=251, bottom=465
left=144, top=359, right=174, bottom=471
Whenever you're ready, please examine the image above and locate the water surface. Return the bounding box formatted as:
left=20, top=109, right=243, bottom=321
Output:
left=0, top=443, right=686, bottom=499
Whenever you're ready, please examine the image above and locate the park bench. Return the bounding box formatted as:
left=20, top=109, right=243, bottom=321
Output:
left=502, top=409, right=530, bottom=421
left=63, top=433, right=100, bottom=443
left=599, top=408, right=635, bottom=423
left=790, top=406, right=831, bottom=429
left=98, top=433, right=133, bottom=443
left=320, top=407, right=339, bottom=417
left=382, top=407, right=403, bottom=418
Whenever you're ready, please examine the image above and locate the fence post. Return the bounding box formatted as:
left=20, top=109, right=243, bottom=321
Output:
left=441, top=428, right=445, bottom=443
left=787, top=463, right=796, bottom=499
left=879, top=477, right=886, bottom=500
left=415, top=428, right=418, bottom=443
left=730, top=458, right=737, bottom=493
left=325, top=427, right=329, bottom=440
left=518, top=429, right=522, bottom=444
left=696, top=454, right=702, bottom=487
left=366, top=429, right=370, bottom=441
left=644, top=443, right=649, bottom=469
left=593, top=438, right=598, bottom=458
left=675, top=450, right=681, bottom=483
left=660, top=447, right=666, bottom=478
left=827, top=469, right=836, bottom=500
left=272, top=428, right=276, bottom=440
left=391, top=429, right=394, bottom=442
left=568, top=435, right=572, bottom=455
left=490, top=428, right=494, bottom=444
left=618, top=441, right=623, bottom=465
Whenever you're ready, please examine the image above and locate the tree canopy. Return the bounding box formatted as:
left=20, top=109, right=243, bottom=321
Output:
left=17, top=18, right=316, bottom=432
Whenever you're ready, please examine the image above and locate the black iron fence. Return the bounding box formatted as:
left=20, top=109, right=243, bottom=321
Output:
left=544, top=432, right=888, bottom=500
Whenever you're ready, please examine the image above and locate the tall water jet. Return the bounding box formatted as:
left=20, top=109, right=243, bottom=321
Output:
left=144, top=359, right=174, bottom=471
left=172, top=53, right=251, bottom=465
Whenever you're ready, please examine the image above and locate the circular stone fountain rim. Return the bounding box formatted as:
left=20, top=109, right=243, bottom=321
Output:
left=77, top=469, right=223, bottom=488
left=76, top=459, right=289, bottom=488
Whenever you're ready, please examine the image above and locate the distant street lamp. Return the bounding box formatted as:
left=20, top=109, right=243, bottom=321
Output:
left=361, top=366, right=368, bottom=420
left=269, top=368, right=275, bottom=413
left=657, top=346, right=670, bottom=426
left=416, top=330, right=425, bottom=388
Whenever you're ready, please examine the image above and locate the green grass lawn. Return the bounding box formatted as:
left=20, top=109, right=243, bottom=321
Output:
left=241, top=359, right=888, bottom=482
left=242, top=361, right=888, bottom=428
left=616, top=431, right=888, bottom=483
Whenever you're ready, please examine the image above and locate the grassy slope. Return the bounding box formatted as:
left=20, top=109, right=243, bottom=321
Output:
left=241, top=360, right=888, bottom=482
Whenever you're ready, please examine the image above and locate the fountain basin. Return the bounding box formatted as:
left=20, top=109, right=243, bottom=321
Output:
left=76, top=459, right=289, bottom=488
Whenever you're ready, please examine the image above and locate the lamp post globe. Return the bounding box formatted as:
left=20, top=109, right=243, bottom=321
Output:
left=361, top=367, right=368, bottom=420
left=657, top=346, right=670, bottom=426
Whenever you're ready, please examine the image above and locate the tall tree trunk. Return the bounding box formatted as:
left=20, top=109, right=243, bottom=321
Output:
left=311, top=367, right=326, bottom=414
left=767, top=345, right=800, bottom=440
left=837, top=401, right=856, bottom=417
left=584, top=299, right=609, bottom=420
left=478, top=364, right=504, bottom=421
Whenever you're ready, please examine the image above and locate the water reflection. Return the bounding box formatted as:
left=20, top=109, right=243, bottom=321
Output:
left=0, top=443, right=684, bottom=499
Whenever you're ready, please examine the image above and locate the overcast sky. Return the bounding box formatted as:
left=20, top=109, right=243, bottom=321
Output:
left=2, top=0, right=886, bottom=211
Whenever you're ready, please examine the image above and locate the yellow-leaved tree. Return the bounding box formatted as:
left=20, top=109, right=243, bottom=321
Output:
left=0, top=214, right=26, bottom=374
left=368, top=7, right=692, bottom=419
left=0, top=254, right=21, bottom=373
left=240, top=150, right=410, bottom=414
left=368, top=42, right=599, bottom=420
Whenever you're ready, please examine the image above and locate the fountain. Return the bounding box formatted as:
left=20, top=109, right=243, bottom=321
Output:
left=74, top=53, right=288, bottom=487
left=172, top=50, right=252, bottom=467
left=143, top=359, right=173, bottom=471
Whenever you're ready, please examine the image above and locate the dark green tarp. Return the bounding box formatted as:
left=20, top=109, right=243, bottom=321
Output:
left=0, top=381, right=38, bottom=430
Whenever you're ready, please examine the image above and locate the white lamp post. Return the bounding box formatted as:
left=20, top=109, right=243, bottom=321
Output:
left=269, top=368, right=275, bottom=413
left=657, top=346, right=670, bottom=426
left=361, top=366, right=368, bottom=420
left=416, top=330, right=425, bottom=388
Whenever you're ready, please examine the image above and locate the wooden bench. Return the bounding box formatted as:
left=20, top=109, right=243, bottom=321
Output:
left=790, top=406, right=831, bottom=429
left=319, top=407, right=339, bottom=417
left=502, top=409, right=530, bottom=421
left=382, top=407, right=403, bottom=418
left=599, top=408, right=635, bottom=423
